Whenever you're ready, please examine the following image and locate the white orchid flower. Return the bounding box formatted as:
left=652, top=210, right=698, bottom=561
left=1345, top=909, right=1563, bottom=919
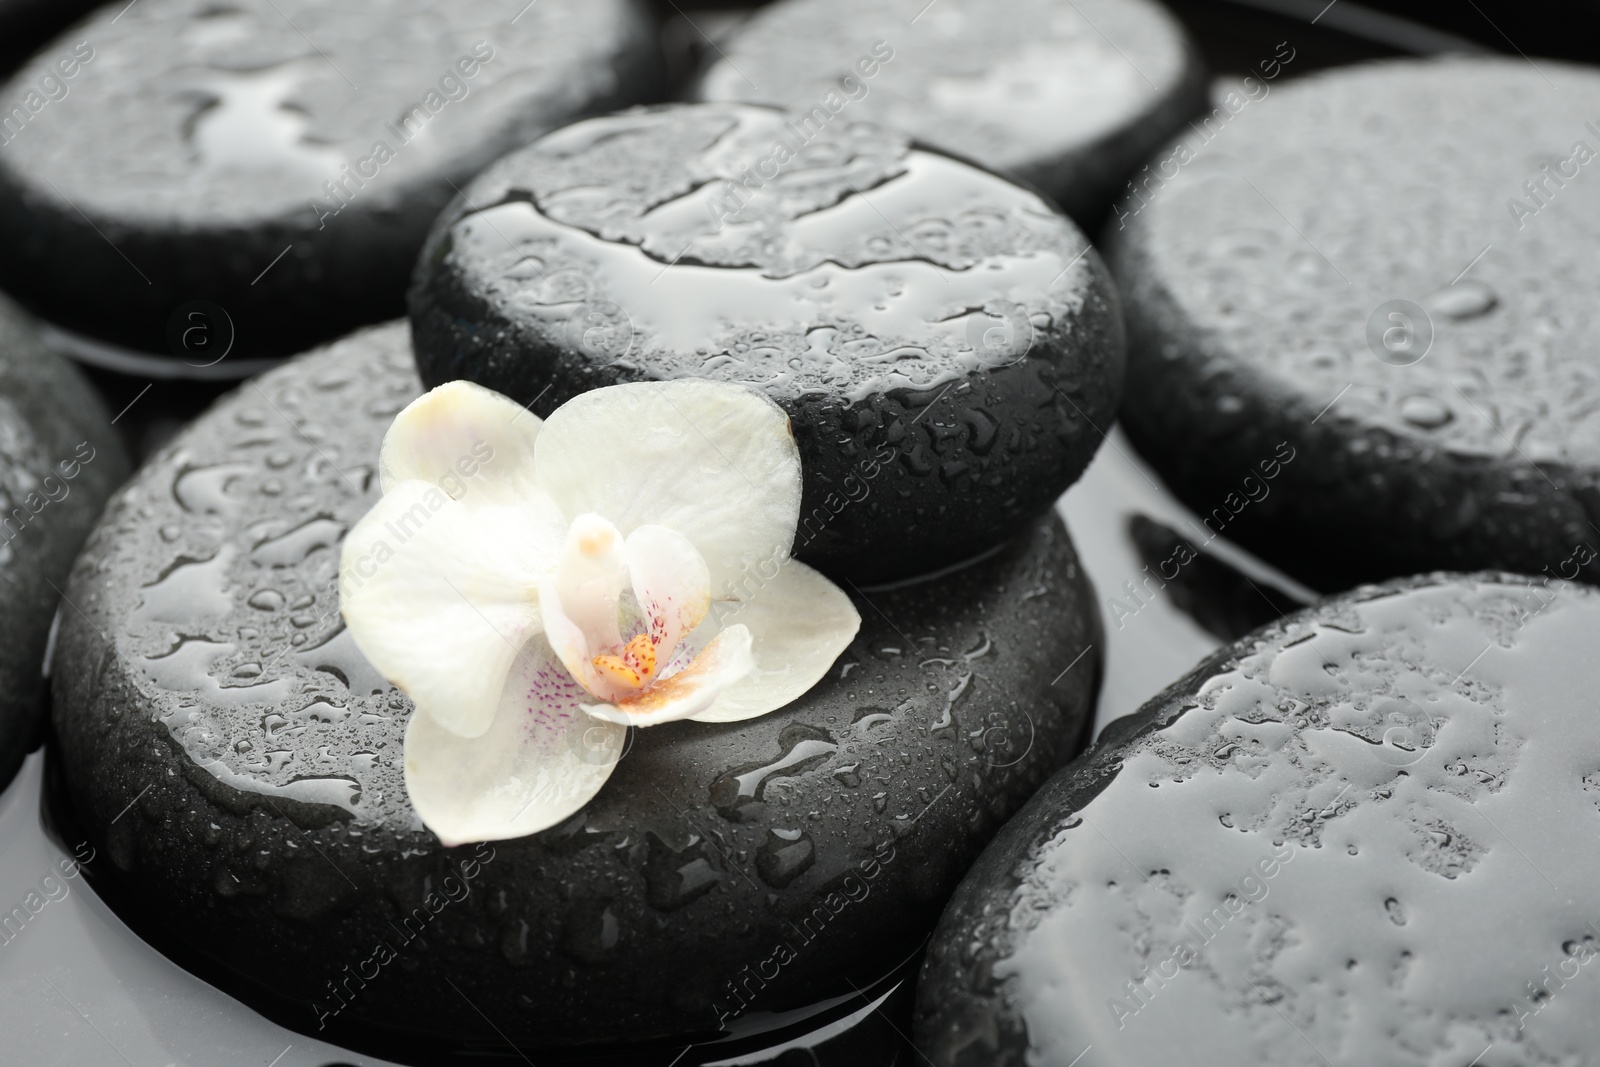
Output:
left=338, top=379, right=861, bottom=846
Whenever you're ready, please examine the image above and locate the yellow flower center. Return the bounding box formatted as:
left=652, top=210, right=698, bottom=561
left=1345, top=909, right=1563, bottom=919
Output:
left=591, top=632, right=658, bottom=690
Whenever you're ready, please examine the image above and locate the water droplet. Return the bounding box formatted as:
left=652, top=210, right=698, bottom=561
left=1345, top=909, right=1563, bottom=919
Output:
left=141, top=639, right=294, bottom=710
left=294, top=627, right=390, bottom=695
left=251, top=516, right=345, bottom=566
left=248, top=588, right=285, bottom=612
left=755, top=829, right=815, bottom=888
left=962, top=633, right=993, bottom=661
left=853, top=706, right=896, bottom=734
left=1399, top=395, right=1453, bottom=429
left=132, top=548, right=235, bottom=625
left=643, top=850, right=721, bottom=911
left=561, top=901, right=622, bottom=963
left=708, top=724, right=838, bottom=821
left=930, top=671, right=972, bottom=733
left=173, top=461, right=255, bottom=515
left=1423, top=280, right=1497, bottom=321
left=293, top=700, right=351, bottom=725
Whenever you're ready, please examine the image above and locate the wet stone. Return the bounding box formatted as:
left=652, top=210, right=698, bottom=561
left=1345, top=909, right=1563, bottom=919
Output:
left=409, top=102, right=1125, bottom=582
left=1109, top=58, right=1600, bottom=591
left=916, top=572, right=1600, bottom=1067
left=51, top=321, right=1102, bottom=1053
left=690, top=0, right=1206, bottom=226
left=0, top=293, right=127, bottom=791
left=0, top=0, right=662, bottom=358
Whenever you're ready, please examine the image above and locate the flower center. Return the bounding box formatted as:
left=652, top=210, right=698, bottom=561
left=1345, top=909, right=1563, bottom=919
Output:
left=592, top=632, right=659, bottom=690
left=542, top=514, right=718, bottom=708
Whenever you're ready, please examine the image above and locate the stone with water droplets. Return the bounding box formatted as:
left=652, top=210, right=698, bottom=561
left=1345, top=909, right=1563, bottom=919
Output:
left=51, top=320, right=1102, bottom=1053
left=916, top=572, right=1600, bottom=1066
left=0, top=293, right=127, bottom=791
left=0, top=0, right=661, bottom=359
left=410, top=102, right=1125, bottom=583
left=689, top=0, right=1206, bottom=226
left=1110, top=58, right=1600, bottom=590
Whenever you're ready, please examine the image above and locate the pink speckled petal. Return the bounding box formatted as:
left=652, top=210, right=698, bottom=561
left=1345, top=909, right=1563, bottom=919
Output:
left=624, top=524, right=711, bottom=673
left=582, top=624, right=754, bottom=727
left=539, top=513, right=633, bottom=701
left=403, top=635, right=626, bottom=845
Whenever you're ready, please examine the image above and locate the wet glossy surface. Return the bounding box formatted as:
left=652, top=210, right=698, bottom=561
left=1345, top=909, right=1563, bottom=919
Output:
left=0, top=0, right=660, bottom=357
left=0, top=293, right=127, bottom=792
left=1, top=400, right=1299, bottom=1065
left=411, top=103, right=1124, bottom=581
left=691, top=0, right=1206, bottom=225
left=48, top=320, right=1099, bottom=1058
left=1057, top=426, right=1314, bottom=733
left=916, top=572, right=1600, bottom=1066
left=1111, top=57, right=1600, bottom=591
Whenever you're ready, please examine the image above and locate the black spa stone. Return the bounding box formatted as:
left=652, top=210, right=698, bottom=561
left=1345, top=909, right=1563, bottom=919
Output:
left=51, top=320, right=1103, bottom=1056
left=410, top=102, right=1124, bottom=583
left=916, top=572, right=1600, bottom=1067
left=0, top=293, right=127, bottom=791
left=0, top=0, right=99, bottom=75
left=690, top=0, right=1206, bottom=227
left=0, top=0, right=661, bottom=359
left=1109, top=58, right=1600, bottom=592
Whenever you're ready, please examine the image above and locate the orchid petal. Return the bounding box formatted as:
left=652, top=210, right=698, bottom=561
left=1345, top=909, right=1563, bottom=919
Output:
left=691, top=560, right=860, bottom=723
left=404, top=636, right=627, bottom=846
left=539, top=514, right=630, bottom=701
left=555, top=513, right=629, bottom=656
left=339, top=480, right=563, bottom=738
left=380, top=379, right=543, bottom=506
left=582, top=624, right=755, bottom=726
left=624, top=524, right=711, bottom=671
left=532, top=380, right=802, bottom=592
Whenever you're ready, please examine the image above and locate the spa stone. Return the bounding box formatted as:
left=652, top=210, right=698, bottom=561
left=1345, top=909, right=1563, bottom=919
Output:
left=691, top=0, right=1206, bottom=226
left=917, top=571, right=1600, bottom=1066
left=410, top=102, right=1125, bottom=583
left=1110, top=58, right=1600, bottom=591
left=0, top=293, right=127, bottom=792
left=51, top=320, right=1103, bottom=1054
left=0, top=0, right=662, bottom=359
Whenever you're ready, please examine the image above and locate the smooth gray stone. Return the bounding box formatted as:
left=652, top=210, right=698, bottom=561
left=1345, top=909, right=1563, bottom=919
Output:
left=410, top=102, right=1125, bottom=583
left=689, top=0, right=1207, bottom=226
left=1109, top=58, right=1600, bottom=591
left=0, top=292, right=127, bottom=791
left=916, top=571, right=1600, bottom=1066
left=0, top=0, right=662, bottom=358
left=51, top=321, right=1102, bottom=1053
